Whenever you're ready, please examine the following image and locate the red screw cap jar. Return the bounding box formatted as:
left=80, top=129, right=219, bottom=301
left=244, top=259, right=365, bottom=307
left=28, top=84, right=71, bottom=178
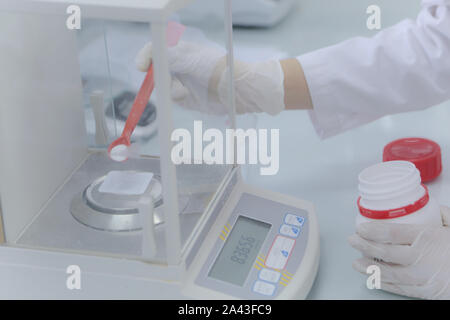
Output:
left=383, top=137, right=442, bottom=182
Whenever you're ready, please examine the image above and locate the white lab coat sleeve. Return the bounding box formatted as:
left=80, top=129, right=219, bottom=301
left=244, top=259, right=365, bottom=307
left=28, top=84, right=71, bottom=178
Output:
left=297, top=0, right=450, bottom=139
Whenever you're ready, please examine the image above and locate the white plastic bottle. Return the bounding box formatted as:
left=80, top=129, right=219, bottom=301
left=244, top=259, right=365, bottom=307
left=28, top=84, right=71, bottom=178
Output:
left=356, top=161, right=442, bottom=227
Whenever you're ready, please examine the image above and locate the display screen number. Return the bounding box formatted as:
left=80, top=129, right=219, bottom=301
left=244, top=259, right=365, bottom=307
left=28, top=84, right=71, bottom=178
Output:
left=231, top=236, right=255, bottom=264
left=209, top=216, right=271, bottom=286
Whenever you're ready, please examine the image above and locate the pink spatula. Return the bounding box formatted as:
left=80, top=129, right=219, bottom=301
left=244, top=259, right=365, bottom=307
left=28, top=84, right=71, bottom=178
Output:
left=108, top=21, right=186, bottom=162
left=108, top=64, right=154, bottom=161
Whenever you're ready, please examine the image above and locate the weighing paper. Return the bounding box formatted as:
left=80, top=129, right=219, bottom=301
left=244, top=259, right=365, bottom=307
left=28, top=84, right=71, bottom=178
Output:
left=99, top=171, right=154, bottom=195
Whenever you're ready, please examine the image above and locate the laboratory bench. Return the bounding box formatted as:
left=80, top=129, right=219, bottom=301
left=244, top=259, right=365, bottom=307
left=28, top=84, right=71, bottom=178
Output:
left=234, top=0, right=449, bottom=299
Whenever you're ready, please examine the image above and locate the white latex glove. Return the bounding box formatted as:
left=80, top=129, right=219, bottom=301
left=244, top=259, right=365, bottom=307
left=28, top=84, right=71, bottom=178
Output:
left=348, top=206, right=450, bottom=300
left=135, top=41, right=285, bottom=115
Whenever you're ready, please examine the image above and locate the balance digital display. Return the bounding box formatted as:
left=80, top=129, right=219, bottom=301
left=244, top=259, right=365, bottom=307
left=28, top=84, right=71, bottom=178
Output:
left=190, top=191, right=320, bottom=299
left=208, top=216, right=271, bottom=286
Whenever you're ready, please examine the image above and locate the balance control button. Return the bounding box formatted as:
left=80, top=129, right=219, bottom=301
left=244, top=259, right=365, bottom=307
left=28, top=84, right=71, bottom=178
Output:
left=284, top=213, right=305, bottom=227
left=259, top=269, right=281, bottom=283
left=253, top=280, right=276, bottom=296
left=265, top=236, right=295, bottom=270
left=279, top=224, right=301, bottom=238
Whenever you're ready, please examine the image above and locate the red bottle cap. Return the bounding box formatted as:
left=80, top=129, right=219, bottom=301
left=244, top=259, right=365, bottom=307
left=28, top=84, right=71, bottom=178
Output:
left=383, top=137, right=442, bottom=182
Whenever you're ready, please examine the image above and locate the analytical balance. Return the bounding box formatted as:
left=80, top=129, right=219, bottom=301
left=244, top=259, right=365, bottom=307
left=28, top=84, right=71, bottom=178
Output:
left=0, top=0, right=319, bottom=299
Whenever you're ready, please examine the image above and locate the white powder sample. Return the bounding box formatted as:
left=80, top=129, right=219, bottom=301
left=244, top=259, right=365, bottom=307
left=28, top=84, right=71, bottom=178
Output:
left=110, top=144, right=128, bottom=162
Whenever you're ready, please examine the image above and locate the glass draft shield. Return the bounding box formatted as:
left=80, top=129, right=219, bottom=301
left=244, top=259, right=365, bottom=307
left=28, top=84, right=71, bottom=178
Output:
left=0, top=0, right=235, bottom=265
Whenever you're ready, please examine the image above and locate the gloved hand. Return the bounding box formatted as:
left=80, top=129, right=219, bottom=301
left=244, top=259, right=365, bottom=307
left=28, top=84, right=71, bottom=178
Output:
left=135, top=41, right=285, bottom=115
left=348, top=206, right=450, bottom=299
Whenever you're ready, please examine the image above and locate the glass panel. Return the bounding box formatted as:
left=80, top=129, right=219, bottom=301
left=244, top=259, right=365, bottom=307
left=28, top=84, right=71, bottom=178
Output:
left=0, top=1, right=234, bottom=263
left=78, top=19, right=159, bottom=153
left=173, top=0, right=235, bottom=250
left=0, top=14, right=156, bottom=260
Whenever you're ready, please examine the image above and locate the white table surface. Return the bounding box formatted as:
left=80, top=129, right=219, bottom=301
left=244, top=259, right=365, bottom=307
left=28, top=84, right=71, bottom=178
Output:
left=234, top=0, right=450, bottom=299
